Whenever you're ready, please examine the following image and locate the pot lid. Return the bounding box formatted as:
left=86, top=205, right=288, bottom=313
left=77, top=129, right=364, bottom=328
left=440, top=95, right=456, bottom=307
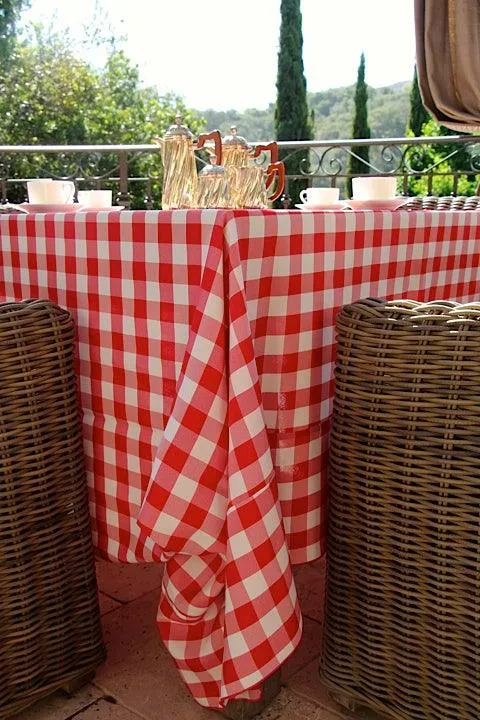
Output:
left=164, top=115, right=194, bottom=139
left=222, top=125, right=249, bottom=147
left=200, top=155, right=226, bottom=176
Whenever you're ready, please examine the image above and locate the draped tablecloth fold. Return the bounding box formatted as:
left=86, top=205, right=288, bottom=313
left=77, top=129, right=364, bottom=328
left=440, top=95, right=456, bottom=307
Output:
left=137, top=217, right=302, bottom=706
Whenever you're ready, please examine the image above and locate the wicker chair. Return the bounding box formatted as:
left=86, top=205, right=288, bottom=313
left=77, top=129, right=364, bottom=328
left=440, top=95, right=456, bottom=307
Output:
left=0, top=300, right=105, bottom=718
left=321, top=298, right=480, bottom=720
left=404, top=195, right=480, bottom=210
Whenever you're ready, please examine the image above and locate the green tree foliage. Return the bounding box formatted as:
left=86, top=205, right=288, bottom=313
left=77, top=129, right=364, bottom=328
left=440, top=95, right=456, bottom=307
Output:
left=406, top=118, right=478, bottom=197
left=408, top=65, right=429, bottom=136
left=201, top=107, right=274, bottom=143
left=0, top=0, right=30, bottom=64
left=401, top=70, right=475, bottom=197
left=274, top=0, right=313, bottom=206
left=0, top=27, right=205, bottom=205
left=436, top=124, right=472, bottom=175
left=347, top=52, right=370, bottom=195
left=202, top=82, right=410, bottom=142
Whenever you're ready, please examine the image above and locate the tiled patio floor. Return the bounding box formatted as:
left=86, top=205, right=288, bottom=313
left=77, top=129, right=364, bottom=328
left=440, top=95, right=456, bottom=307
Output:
left=17, top=559, right=384, bottom=720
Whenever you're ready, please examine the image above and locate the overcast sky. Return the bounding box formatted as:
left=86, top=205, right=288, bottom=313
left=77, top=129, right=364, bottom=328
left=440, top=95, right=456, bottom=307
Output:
left=23, top=0, right=417, bottom=110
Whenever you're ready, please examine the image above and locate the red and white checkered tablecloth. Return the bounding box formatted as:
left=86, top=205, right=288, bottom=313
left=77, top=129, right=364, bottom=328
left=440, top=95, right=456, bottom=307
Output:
left=1, top=208, right=480, bottom=708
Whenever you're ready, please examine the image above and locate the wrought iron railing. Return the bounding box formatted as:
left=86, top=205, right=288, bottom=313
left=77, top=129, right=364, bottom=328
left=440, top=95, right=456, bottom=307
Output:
left=1, top=134, right=479, bottom=208
left=0, top=144, right=157, bottom=207
left=277, top=134, right=480, bottom=206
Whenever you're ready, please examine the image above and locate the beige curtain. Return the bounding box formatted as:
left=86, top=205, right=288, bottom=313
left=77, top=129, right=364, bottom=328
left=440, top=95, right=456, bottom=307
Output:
left=415, top=0, right=480, bottom=130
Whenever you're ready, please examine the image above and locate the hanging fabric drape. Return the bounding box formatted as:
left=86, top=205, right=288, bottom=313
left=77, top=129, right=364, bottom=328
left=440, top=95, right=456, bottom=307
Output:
left=415, top=0, right=480, bottom=130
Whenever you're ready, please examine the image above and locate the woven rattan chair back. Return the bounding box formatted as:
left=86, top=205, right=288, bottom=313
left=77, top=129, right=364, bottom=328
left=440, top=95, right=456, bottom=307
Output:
left=0, top=300, right=105, bottom=718
left=321, top=298, right=480, bottom=720
left=404, top=195, right=480, bottom=210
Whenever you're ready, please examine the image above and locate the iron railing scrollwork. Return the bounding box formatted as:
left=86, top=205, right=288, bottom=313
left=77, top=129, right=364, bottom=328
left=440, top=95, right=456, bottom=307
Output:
left=0, top=135, right=479, bottom=208
left=275, top=135, right=480, bottom=206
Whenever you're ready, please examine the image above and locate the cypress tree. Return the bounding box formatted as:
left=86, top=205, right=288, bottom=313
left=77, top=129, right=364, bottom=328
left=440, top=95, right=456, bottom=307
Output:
left=347, top=52, right=370, bottom=196
left=439, top=124, right=470, bottom=175
left=274, top=0, right=313, bottom=207
left=408, top=65, right=429, bottom=136
left=409, top=65, right=467, bottom=178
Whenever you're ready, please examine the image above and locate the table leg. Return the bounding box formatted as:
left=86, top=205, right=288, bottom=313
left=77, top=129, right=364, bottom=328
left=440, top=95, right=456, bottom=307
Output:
left=222, top=669, right=282, bottom=720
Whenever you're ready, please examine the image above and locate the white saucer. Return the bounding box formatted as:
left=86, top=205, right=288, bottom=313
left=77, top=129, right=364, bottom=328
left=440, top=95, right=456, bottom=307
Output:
left=19, top=203, right=83, bottom=213
left=77, top=206, right=125, bottom=212
left=295, top=202, right=346, bottom=211
left=345, top=198, right=409, bottom=211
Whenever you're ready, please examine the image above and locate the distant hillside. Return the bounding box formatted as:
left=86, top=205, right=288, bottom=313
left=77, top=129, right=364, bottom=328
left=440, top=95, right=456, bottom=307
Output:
left=200, top=81, right=411, bottom=142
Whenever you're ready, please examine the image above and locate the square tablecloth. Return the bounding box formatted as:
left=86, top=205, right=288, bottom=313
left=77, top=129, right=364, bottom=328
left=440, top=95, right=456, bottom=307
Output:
left=1, top=208, right=479, bottom=707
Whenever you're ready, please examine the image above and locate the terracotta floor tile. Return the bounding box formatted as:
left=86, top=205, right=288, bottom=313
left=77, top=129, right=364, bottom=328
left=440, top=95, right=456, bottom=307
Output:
left=282, top=616, right=322, bottom=680
left=14, top=684, right=103, bottom=720
left=255, top=687, right=344, bottom=720
left=93, top=588, right=213, bottom=720
left=343, top=708, right=387, bottom=720
left=288, top=666, right=387, bottom=719
left=12, top=553, right=385, bottom=720
left=74, top=697, right=144, bottom=719
left=286, top=659, right=346, bottom=716
left=99, top=591, right=123, bottom=615
left=293, top=558, right=326, bottom=624
left=96, top=561, right=164, bottom=603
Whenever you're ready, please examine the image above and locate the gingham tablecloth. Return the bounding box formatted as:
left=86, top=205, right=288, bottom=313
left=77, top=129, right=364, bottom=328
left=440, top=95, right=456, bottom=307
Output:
left=1, top=208, right=479, bottom=707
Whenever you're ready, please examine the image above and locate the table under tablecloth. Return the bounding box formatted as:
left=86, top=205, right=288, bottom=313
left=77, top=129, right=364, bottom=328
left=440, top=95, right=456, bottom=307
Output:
left=1, top=208, right=479, bottom=707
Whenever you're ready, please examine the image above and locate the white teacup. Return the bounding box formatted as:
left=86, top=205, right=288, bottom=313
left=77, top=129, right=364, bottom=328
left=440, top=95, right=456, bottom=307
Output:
left=27, top=179, right=75, bottom=204
left=300, top=187, right=340, bottom=205
left=352, top=176, right=397, bottom=200
left=77, top=190, right=112, bottom=208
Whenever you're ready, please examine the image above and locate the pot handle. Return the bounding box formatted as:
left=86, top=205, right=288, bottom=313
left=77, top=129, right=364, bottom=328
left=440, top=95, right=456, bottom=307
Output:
left=196, top=130, right=222, bottom=165
left=253, top=142, right=279, bottom=163
left=265, top=161, right=285, bottom=202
